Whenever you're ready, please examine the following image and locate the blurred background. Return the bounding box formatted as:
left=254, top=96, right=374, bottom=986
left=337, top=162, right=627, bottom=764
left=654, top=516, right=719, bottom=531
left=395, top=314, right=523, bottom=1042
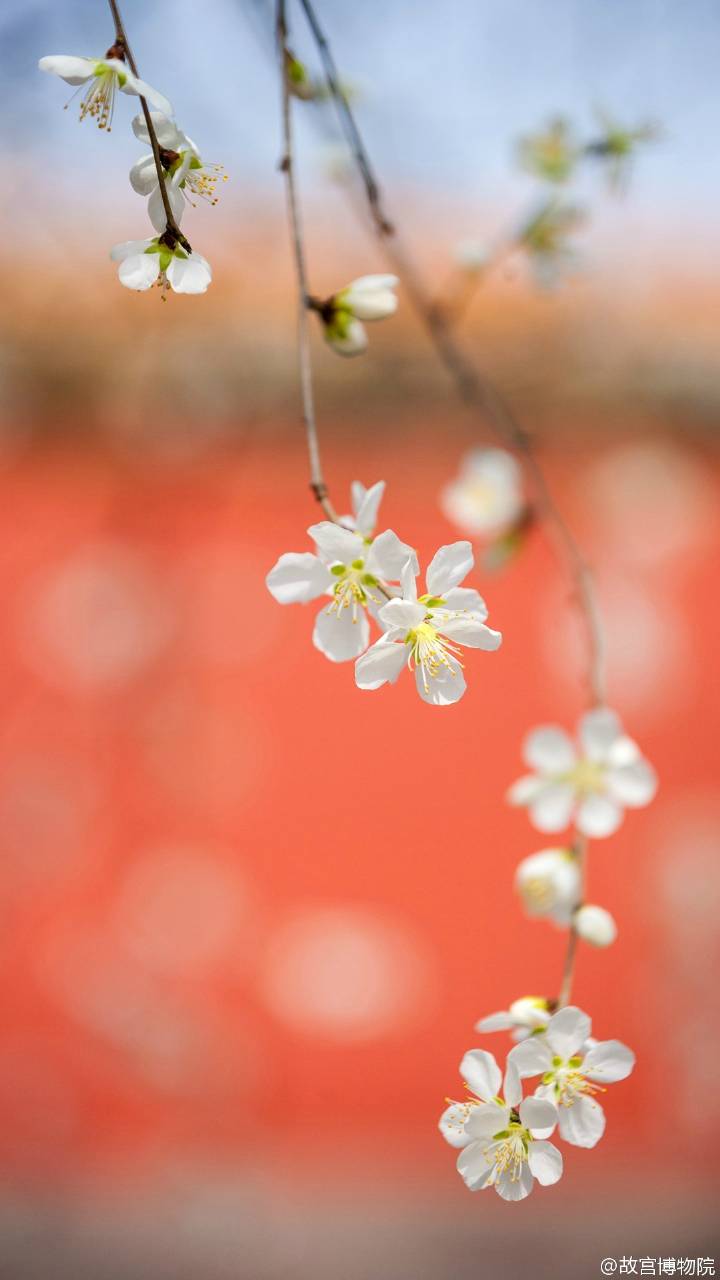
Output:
left=1, top=1, right=719, bottom=1276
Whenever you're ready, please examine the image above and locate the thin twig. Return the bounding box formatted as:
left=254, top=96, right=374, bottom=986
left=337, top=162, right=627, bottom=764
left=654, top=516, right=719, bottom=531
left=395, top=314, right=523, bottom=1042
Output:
left=106, top=0, right=191, bottom=251
left=276, top=0, right=339, bottom=521
left=557, top=834, right=588, bottom=1008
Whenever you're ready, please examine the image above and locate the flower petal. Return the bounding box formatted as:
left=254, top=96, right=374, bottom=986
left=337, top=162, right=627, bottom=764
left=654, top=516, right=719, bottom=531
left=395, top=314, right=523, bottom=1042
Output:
left=495, top=1162, right=534, bottom=1201
left=38, top=54, right=95, bottom=85
left=132, top=110, right=184, bottom=149
left=508, top=1038, right=553, bottom=1077
left=308, top=522, right=364, bottom=566
left=148, top=181, right=186, bottom=234
left=266, top=552, right=331, bottom=604
left=110, top=239, right=153, bottom=262
left=576, top=792, right=622, bottom=838
left=325, top=317, right=368, bottom=356
left=441, top=587, right=488, bottom=619
left=529, top=782, right=576, bottom=833
left=456, top=1140, right=494, bottom=1191
left=527, top=1139, right=563, bottom=1185
left=503, top=1058, right=522, bottom=1108
left=368, top=529, right=419, bottom=580
left=355, top=636, right=407, bottom=690
left=379, top=598, right=426, bottom=630
left=118, top=252, right=160, bottom=291
left=475, top=1011, right=514, bottom=1032
left=313, top=600, right=369, bottom=662
left=129, top=155, right=158, bottom=195
left=439, top=1103, right=473, bottom=1149
left=415, top=661, right=466, bottom=706
left=425, top=541, right=474, bottom=596
left=459, top=1049, right=502, bottom=1103
left=166, top=252, right=211, bottom=295
left=545, top=1006, right=592, bottom=1059
left=439, top=617, right=502, bottom=650
left=558, top=1095, right=605, bottom=1148
left=352, top=480, right=385, bottom=536
left=118, top=70, right=173, bottom=117
left=582, top=1040, right=635, bottom=1083
left=605, top=760, right=657, bottom=808
left=465, top=1102, right=511, bottom=1142
left=579, top=707, right=623, bottom=762
left=506, top=774, right=544, bottom=806
left=519, top=1096, right=558, bottom=1137
left=523, top=726, right=576, bottom=773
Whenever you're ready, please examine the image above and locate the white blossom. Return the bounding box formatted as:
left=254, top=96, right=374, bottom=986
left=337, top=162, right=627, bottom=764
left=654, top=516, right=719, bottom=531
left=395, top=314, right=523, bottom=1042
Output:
left=441, top=448, right=524, bottom=537
left=574, top=904, right=617, bottom=947
left=516, top=848, right=580, bottom=927
left=265, top=481, right=417, bottom=663
left=440, top=1049, right=562, bottom=1201
left=321, top=275, right=398, bottom=357
left=355, top=543, right=501, bottom=706
left=39, top=54, right=172, bottom=131
left=507, top=706, right=657, bottom=837
left=509, top=1005, right=635, bottom=1148
left=110, top=237, right=212, bottom=295
left=476, top=996, right=552, bottom=1042
left=130, top=112, right=226, bottom=233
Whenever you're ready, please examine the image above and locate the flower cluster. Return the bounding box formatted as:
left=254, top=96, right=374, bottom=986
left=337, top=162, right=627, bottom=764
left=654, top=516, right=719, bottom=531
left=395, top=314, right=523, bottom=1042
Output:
left=39, top=39, right=222, bottom=294
left=266, top=481, right=502, bottom=705
left=440, top=1005, right=634, bottom=1199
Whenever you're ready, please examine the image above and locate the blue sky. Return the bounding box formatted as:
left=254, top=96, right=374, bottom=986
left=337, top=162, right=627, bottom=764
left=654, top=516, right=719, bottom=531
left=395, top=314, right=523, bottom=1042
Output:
left=3, top=0, right=719, bottom=225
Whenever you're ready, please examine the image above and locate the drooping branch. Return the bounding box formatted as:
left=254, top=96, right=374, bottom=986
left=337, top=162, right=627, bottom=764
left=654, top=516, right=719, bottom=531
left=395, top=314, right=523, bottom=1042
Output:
left=106, top=0, right=191, bottom=252
left=293, top=0, right=610, bottom=1008
left=296, top=0, right=607, bottom=714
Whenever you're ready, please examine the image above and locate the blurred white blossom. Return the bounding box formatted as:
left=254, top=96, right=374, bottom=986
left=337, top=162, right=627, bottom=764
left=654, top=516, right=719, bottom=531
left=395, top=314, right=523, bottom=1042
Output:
left=441, top=448, right=524, bottom=538
left=516, top=848, right=580, bottom=926
left=574, top=904, right=617, bottom=947
left=475, top=996, right=552, bottom=1042
left=507, top=707, right=657, bottom=837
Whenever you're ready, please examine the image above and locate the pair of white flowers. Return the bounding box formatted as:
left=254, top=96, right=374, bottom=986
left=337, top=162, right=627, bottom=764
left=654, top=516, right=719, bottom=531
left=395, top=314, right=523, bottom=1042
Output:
left=440, top=1005, right=634, bottom=1200
left=266, top=480, right=502, bottom=705
left=39, top=55, right=215, bottom=295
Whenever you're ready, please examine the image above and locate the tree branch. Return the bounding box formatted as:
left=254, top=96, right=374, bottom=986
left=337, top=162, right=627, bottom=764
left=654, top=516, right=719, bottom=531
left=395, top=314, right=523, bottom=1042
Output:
left=106, top=0, right=191, bottom=252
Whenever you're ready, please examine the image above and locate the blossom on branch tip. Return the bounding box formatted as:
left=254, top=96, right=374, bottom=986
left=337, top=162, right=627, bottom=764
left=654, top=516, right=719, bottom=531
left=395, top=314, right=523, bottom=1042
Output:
left=315, top=275, right=399, bottom=357
left=507, top=706, right=657, bottom=837
left=265, top=481, right=417, bottom=663
left=130, top=112, right=227, bottom=232
left=110, top=237, right=212, bottom=295
left=516, top=848, right=580, bottom=927
left=509, top=1006, right=634, bottom=1148
left=440, top=1049, right=562, bottom=1201
left=441, top=447, right=524, bottom=538
left=573, top=904, right=617, bottom=947
left=38, top=53, right=172, bottom=131
left=355, top=543, right=501, bottom=706
left=476, top=997, right=553, bottom=1042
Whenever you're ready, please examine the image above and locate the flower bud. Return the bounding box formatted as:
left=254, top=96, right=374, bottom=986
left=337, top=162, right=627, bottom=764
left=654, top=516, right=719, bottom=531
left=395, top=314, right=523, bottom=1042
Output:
left=574, top=904, right=617, bottom=947
left=515, top=848, right=580, bottom=926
